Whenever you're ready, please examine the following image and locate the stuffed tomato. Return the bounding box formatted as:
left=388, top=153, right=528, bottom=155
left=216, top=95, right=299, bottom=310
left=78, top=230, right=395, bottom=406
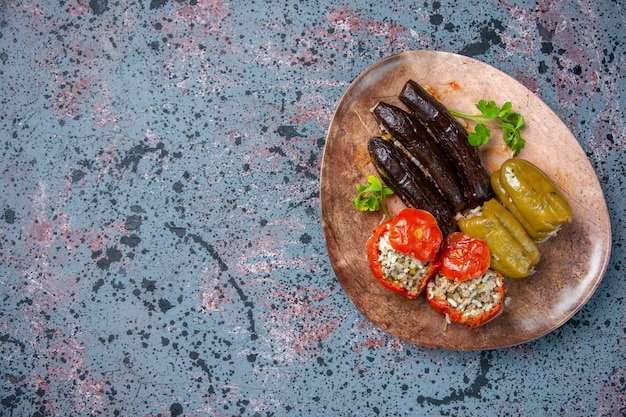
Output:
left=426, top=232, right=505, bottom=328
left=366, top=208, right=443, bottom=299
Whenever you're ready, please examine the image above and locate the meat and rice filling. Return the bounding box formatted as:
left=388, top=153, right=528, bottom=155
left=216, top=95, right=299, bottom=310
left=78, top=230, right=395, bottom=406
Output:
left=426, top=270, right=503, bottom=322
left=377, top=230, right=431, bottom=297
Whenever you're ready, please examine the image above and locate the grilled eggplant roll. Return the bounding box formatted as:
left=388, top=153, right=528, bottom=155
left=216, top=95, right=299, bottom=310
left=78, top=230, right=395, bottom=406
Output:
left=399, top=80, right=492, bottom=209
left=367, top=136, right=457, bottom=236
left=371, top=102, right=467, bottom=212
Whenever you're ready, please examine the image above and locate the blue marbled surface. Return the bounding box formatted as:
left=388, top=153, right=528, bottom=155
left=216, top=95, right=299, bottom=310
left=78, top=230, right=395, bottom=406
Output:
left=1, top=0, right=624, bottom=416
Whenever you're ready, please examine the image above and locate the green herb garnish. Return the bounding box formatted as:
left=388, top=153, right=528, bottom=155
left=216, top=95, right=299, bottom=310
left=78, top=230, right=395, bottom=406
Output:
left=352, top=175, right=394, bottom=219
left=450, top=100, right=526, bottom=156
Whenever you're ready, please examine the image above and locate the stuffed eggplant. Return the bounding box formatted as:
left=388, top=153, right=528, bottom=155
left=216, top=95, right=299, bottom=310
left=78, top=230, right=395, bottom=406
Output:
left=399, top=80, right=493, bottom=209
left=367, top=136, right=457, bottom=236
left=371, top=101, right=467, bottom=212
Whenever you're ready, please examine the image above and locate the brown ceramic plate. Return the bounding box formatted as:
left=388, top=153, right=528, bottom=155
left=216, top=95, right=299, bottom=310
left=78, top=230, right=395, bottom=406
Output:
left=320, top=50, right=612, bottom=350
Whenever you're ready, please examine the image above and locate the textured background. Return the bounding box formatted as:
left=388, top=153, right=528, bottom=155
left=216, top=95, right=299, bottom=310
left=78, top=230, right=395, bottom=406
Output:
left=1, top=1, right=624, bottom=416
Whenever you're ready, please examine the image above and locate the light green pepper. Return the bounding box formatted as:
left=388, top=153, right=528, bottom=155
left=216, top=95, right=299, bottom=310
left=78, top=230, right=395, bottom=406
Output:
left=482, top=198, right=540, bottom=265
left=493, top=159, right=572, bottom=241
left=491, top=170, right=551, bottom=241
left=458, top=199, right=540, bottom=279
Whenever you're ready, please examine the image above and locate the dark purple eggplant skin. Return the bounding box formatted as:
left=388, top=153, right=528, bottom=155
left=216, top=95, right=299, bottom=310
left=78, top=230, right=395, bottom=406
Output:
left=372, top=101, right=467, bottom=212
left=399, top=80, right=493, bottom=208
left=367, top=136, right=457, bottom=236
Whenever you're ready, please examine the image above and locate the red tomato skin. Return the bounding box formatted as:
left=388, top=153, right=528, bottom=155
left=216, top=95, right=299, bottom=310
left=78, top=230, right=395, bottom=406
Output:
left=366, top=221, right=391, bottom=284
left=366, top=219, right=439, bottom=299
left=438, top=232, right=491, bottom=282
left=388, top=208, right=443, bottom=261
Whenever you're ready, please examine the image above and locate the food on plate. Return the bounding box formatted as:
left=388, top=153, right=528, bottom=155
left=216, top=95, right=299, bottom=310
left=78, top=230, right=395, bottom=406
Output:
left=371, top=101, right=467, bottom=212
left=491, top=171, right=550, bottom=242
left=426, top=232, right=505, bottom=328
left=399, top=79, right=493, bottom=208
left=457, top=198, right=540, bottom=278
left=367, top=136, right=457, bottom=236
left=426, top=269, right=505, bottom=329
left=437, top=231, right=491, bottom=282
left=366, top=208, right=443, bottom=299
left=490, top=158, right=573, bottom=241
left=356, top=79, right=573, bottom=330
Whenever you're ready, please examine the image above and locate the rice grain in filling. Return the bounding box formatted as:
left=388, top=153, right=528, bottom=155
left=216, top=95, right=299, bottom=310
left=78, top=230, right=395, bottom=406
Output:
left=377, top=230, right=430, bottom=297
left=427, top=270, right=502, bottom=319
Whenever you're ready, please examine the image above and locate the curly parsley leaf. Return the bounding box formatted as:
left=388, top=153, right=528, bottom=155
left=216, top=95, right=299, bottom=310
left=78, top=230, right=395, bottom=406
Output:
left=352, top=175, right=394, bottom=219
left=450, top=100, right=527, bottom=156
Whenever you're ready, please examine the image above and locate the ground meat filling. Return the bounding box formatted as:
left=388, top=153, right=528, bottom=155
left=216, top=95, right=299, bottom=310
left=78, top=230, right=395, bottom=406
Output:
left=427, top=270, right=502, bottom=321
left=377, top=230, right=430, bottom=297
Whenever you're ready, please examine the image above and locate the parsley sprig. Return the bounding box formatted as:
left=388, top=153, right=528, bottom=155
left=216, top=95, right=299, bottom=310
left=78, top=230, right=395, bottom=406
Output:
left=449, top=100, right=526, bottom=156
left=352, top=175, right=394, bottom=219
